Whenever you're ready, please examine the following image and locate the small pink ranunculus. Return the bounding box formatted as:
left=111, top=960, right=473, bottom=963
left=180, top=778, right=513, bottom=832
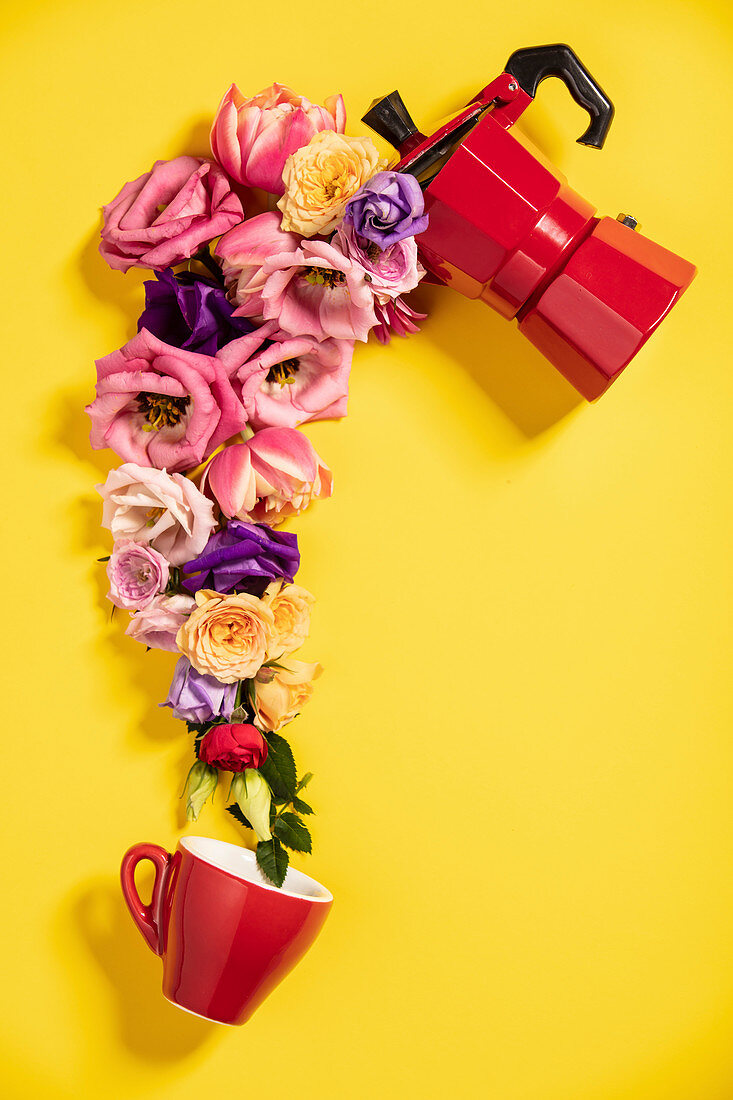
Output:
left=203, top=428, right=332, bottom=526
left=99, top=156, right=244, bottom=273
left=107, top=538, right=169, bottom=610
left=98, top=463, right=216, bottom=566
left=233, top=329, right=353, bottom=429
left=210, top=83, right=346, bottom=196
left=257, top=238, right=378, bottom=342
left=334, top=223, right=423, bottom=302
left=86, top=327, right=262, bottom=473
left=216, top=212, right=301, bottom=321
left=125, top=593, right=196, bottom=651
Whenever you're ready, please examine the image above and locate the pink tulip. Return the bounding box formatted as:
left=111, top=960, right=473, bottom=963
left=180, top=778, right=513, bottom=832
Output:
left=99, top=156, right=243, bottom=273
left=216, top=212, right=300, bottom=320
left=203, top=428, right=332, bottom=525
left=210, top=83, right=346, bottom=195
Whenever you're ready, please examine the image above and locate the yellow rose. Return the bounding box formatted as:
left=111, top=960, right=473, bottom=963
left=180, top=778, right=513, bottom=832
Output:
left=176, top=589, right=276, bottom=684
left=263, top=580, right=315, bottom=659
left=254, top=659, right=322, bottom=732
left=277, top=130, right=386, bottom=237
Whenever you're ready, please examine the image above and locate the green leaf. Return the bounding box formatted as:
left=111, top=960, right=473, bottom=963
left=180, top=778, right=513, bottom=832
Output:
left=227, top=804, right=253, bottom=830
left=260, top=731, right=297, bottom=801
left=272, top=813, right=312, bottom=854
left=291, top=796, right=314, bottom=816
left=296, top=772, right=314, bottom=793
left=97, top=555, right=110, bottom=563
left=256, top=838, right=289, bottom=887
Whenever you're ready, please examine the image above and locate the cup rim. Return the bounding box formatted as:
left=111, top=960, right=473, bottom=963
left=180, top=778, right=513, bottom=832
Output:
left=180, top=835, right=333, bottom=903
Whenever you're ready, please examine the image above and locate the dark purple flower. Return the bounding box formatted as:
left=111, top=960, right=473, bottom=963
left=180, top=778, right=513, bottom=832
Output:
left=162, top=656, right=238, bottom=724
left=181, top=519, right=300, bottom=596
left=343, top=171, right=428, bottom=250
left=138, top=268, right=254, bottom=356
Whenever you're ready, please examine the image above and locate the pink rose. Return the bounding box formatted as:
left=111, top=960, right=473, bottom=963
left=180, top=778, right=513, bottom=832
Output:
left=232, top=328, right=353, bottom=429
left=334, top=223, right=423, bottom=302
left=256, top=237, right=378, bottom=342
left=107, top=539, right=169, bottom=610
left=216, top=212, right=300, bottom=321
left=203, top=428, right=332, bottom=525
left=86, top=327, right=262, bottom=473
left=98, top=463, right=216, bottom=566
left=125, top=593, right=195, bottom=651
left=210, top=83, right=346, bottom=195
left=99, top=156, right=244, bottom=273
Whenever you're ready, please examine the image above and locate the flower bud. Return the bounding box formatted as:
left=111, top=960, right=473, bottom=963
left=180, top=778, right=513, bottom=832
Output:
left=182, top=760, right=218, bottom=822
left=230, top=769, right=272, bottom=841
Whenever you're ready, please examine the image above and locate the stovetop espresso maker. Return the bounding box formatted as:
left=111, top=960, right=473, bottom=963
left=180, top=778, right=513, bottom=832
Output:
left=363, top=44, right=696, bottom=400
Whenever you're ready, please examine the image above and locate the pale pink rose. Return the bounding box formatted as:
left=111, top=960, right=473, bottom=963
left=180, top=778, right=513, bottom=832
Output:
left=372, top=296, right=427, bottom=344
left=126, top=593, right=196, bottom=651
left=232, top=328, right=353, bottom=429
left=216, top=212, right=300, bottom=320
left=254, top=659, right=322, bottom=732
left=98, top=463, right=216, bottom=566
left=99, top=156, right=243, bottom=273
left=210, top=83, right=346, bottom=195
left=107, top=539, right=169, bottom=610
left=334, top=223, right=423, bottom=302
left=202, top=428, right=332, bottom=525
left=86, top=328, right=259, bottom=473
left=257, top=237, right=378, bottom=342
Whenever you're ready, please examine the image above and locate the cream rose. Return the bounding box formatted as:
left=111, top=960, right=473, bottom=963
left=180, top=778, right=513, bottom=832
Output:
left=277, top=130, right=385, bottom=237
left=263, top=580, right=315, bottom=658
left=176, top=589, right=276, bottom=683
left=254, top=659, right=322, bottom=732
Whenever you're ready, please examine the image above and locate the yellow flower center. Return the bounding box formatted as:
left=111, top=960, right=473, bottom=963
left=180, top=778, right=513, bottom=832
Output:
left=266, top=358, right=300, bottom=386
left=137, top=392, right=191, bottom=432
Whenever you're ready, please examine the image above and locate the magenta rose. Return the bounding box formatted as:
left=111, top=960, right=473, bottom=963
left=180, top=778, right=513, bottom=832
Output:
left=107, top=539, right=169, bottom=610
left=86, top=327, right=265, bottom=472
left=99, top=156, right=244, bottom=273
left=198, top=723, right=268, bottom=771
left=211, top=83, right=346, bottom=195
left=233, top=330, right=353, bottom=429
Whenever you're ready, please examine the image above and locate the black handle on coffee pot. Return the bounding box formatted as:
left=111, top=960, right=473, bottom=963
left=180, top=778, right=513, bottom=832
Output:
left=361, top=91, right=424, bottom=153
left=504, top=44, right=615, bottom=148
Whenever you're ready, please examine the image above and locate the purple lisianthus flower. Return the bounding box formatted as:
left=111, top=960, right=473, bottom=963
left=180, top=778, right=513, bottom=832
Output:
left=138, top=269, right=254, bottom=356
left=162, top=656, right=238, bottom=724
left=181, top=520, right=300, bottom=596
left=343, top=171, right=428, bottom=250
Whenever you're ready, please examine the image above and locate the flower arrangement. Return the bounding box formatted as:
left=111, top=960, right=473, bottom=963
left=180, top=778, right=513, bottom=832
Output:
left=88, top=81, right=428, bottom=886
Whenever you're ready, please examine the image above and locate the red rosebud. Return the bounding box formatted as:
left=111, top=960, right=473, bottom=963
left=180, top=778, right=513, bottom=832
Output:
left=198, top=723, right=268, bottom=772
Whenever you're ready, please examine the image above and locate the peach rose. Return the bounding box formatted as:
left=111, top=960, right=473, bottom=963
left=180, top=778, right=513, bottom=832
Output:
left=254, top=659, right=322, bottom=732
left=277, top=130, right=385, bottom=237
left=176, top=588, right=276, bottom=683
left=264, top=580, right=315, bottom=659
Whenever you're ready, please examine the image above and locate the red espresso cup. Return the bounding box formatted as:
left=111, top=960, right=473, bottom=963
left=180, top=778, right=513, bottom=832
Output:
left=120, top=836, right=333, bottom=1025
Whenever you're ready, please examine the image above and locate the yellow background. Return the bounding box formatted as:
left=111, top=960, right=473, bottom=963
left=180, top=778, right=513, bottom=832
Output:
left=2, top=0, right=732, bottom=1096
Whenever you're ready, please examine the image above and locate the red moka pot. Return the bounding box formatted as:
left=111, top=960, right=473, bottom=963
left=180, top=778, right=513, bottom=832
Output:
left=363, top=44, right=696, bottom=401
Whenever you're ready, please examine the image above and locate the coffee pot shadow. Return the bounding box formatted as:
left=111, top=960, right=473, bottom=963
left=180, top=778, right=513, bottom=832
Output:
left=68, top=878, right=216, bottom=1061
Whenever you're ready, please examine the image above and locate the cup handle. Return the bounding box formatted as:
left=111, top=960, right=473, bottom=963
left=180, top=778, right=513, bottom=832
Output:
left=120, top=843, right=172, bottom=956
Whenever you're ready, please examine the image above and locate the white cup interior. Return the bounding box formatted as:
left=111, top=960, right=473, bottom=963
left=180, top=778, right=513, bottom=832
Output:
left=180, top=836, right=332, bottom=902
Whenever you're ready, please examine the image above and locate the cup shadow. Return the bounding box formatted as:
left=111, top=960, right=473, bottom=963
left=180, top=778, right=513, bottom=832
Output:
left=69, top=878, right=216, bottom=1061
